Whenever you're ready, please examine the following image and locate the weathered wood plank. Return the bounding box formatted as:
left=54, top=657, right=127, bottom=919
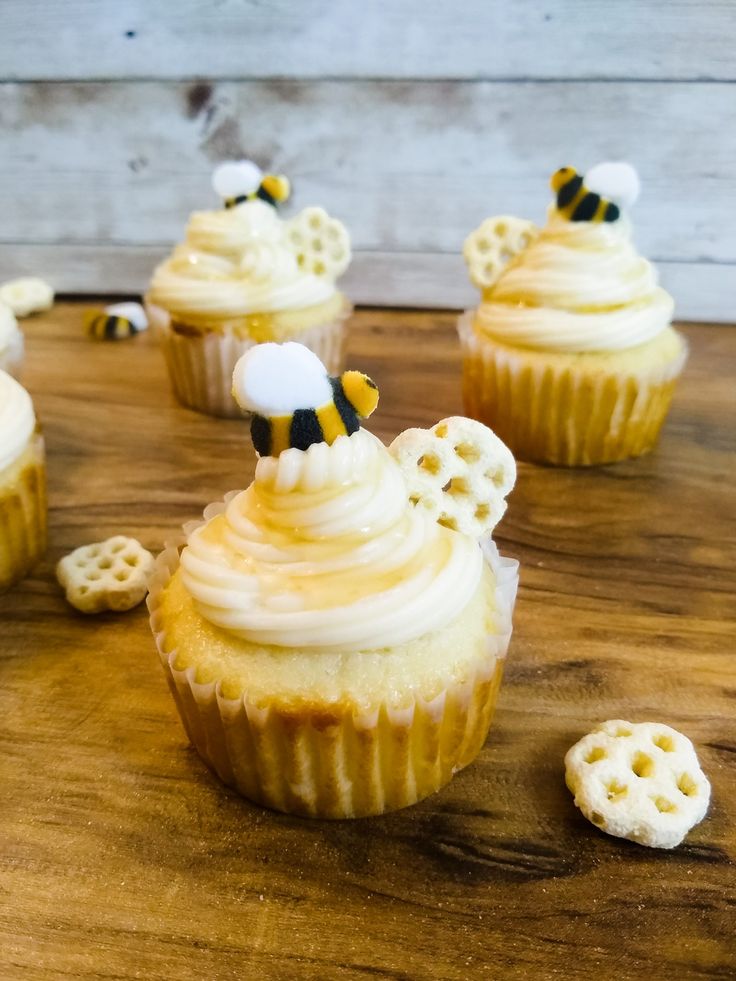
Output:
left=1, top=80, right=734, bottom=264
left=3, top=0, right=736, bottom=81
left=2, top=79, right=734, bottom=317
left=2, top=245, right=735, bottom=323
left=0, top=304, right=734, bottom=981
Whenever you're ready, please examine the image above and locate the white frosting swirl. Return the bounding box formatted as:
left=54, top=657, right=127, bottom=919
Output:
left=180, top=430, right=483, bottom=651
left=476, top=213, right=673, bottom=352
left=0, top=370, right=35, bottom=472
left=150, top=199, right=341, bottom=318
left=0, top=302, right=24, bottom=371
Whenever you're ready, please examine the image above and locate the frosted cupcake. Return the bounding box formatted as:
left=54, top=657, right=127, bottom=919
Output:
left=148, top=343, right=519, bottom=818
left=0, top=370, right=47, bottom=593
left=147, top=160, right=352, bottom=417
left=0, top=302, right=24, bottom=378
left=459, top=163, right=687, bottom=466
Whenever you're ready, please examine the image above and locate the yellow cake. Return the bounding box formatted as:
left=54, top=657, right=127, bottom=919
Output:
left=148, top=343, right=519, bottom=818
left=147, top=160, right=352, bottom=418
left=0, top=370, right=47, bottom=592
left=459, top=163, right=687, bottom=466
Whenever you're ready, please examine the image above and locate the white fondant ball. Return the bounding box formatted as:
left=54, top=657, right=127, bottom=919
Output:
left=584, top=162, right=641, bottom=209
left=105, top=302, right=148, bottom=331
left=212, top=160, right=263, bottom=199
left=233, top=342, right=333, bottom=416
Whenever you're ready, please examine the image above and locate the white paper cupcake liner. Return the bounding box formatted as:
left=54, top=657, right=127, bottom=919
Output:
left=458, top=311, right=689, bottom=466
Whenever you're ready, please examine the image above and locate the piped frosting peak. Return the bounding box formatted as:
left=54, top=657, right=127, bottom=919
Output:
left=148, top=162, right=351, bottom=320
left=463, top=162, right=673, bottom=352
left=177, top=348, right=515, bottom=650
left=0, top=370, right=35, bottom=472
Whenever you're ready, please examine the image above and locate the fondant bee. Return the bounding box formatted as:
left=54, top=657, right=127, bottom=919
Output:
left=232, top=342, right=379, bottom=457
left=212, top=160, right=291, bottom=210
left=550, top=162, right=640, bottom=224
left=551, top=167, right=620, bottom=223
left=85, top=302, right=148, bottom=340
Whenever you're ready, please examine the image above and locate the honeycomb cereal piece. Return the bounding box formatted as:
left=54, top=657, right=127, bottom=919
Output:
left=389, top=416, right=516, bottom=538
left=463, top=216, right=538, bottom=290
left=565, top=720, right=711, bottom=849
left=284, top=207, right=351, bottom=279
left=0, top=277, right=54, bottom=317
left=57, top=536, right=155, bottom=614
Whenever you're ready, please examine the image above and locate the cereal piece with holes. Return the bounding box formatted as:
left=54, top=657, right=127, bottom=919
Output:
left=57, top=536, right=155, bottom=613
left=389, top=416, right=516, bottom=538
left=0, top=277, right=54, bottom=317
left=463, top=216, right=538, bottom=291
left=565, top=720, right=711, bottom=849
left=284, top=206, right=351, bottom=279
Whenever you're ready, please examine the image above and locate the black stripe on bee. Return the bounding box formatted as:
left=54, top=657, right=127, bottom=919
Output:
left=556, top=174, right=583, bottom=208
left=224, top=194, right=249, bottom=209
left=255, top=186, right=277, bottom=208
left=571, top=193, right=601, bottom=222
left=290, top=409, right=323, bottom=451
left=87, top=313, right=135, bottom=340
left=225, top=188, right=277, bottom=209
left=330, top=377, right=361, bottom=435
left=251, top=414, right=272, bottom=457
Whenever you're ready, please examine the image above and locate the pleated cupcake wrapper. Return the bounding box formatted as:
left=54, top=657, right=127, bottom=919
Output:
left=0, top=433, right=47, bottom=593
left=147, top=302, right=349, bottom=419
left=458, top=311, right=688, bottom=466
left=147, top=507, right=519, bottom=819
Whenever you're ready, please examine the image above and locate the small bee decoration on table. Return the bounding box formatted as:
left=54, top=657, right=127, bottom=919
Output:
left=232, top=342, right=379, bottom=457
left=212, top=159, right=291, bottom=210
left=551, top=161, right=641, bottom=223
left=85, top=302, right=149, bottom=340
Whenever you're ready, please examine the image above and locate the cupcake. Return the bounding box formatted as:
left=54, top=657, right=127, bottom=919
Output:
left=0, top=370, right=47, bottom=593
left=148, top=343, right=519, bottom=818
left=147, top=160, right=352, bottom=418
left=459, top=163, right=688, bottom=466
left=0, top=301, right=24, bottom=378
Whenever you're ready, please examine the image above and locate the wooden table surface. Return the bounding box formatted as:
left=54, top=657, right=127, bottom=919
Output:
left=2, top=304, right=734, bottom=981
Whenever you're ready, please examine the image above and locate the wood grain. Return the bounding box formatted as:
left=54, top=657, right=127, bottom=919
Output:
left=2, top=78, right=735, bottom=318
left=0, top=304, right=734, bottom=981
left=4, top=0, right=736, bottom=81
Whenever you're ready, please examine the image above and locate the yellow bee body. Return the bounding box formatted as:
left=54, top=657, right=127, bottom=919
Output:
left=85, top=311, right=142, bottom=340
left=251, top=371, right=378, bottom=457
left=551, top=167, right=620, bottom=223
left=225, top=173, right=291, bottom=210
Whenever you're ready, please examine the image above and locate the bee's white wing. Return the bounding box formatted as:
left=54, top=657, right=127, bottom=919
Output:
left=233, top=341, right=333, bottom=416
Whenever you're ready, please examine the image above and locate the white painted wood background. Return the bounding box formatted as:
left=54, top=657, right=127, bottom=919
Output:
left=1, top=0, right=735, bottom=320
